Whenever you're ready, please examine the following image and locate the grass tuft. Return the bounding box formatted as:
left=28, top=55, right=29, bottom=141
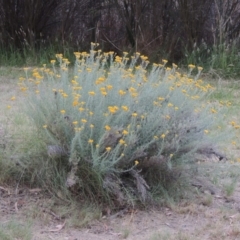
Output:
left=0, top=220, right=32, bottom=240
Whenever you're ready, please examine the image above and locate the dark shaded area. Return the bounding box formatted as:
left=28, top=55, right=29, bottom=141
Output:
left=0, top=0, right=240, bottom=63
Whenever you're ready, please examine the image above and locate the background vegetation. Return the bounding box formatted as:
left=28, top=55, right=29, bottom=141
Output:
left=1, top=0, right=240, bottom=77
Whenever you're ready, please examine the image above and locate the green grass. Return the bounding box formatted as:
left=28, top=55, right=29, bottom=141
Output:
left=1, top=40, right=240, bottom=79
left=0, top=44, right=77, bottom=67
left=224, top=178, right=238, bottom=197
left=149, top=232, right=171, bottom=240
left=0, top=67, right=23, bottom=83
left=0, top=220, right=32, bottom=240
left=182, top=42, right=240, bottom=79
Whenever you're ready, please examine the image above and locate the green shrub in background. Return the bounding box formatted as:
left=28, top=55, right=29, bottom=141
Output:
left=18, top=43, right=232, bottom=208
left=0, top=43, right=76, bottom=67
left=183, top=41, right=240, bottom=79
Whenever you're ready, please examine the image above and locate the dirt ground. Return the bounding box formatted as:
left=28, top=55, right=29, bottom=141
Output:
left=0, top=174, right=240, bottom=240
left=1, top=169, right=240, bottom=240
left=1, top=75, right=240, bottom=240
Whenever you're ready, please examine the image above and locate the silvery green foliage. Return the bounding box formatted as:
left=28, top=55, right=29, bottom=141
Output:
left=21, top=48, right=232, bottom=206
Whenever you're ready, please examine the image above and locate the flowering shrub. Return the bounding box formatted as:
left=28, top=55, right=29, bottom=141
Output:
left=19, top=43, right=231, bottom=207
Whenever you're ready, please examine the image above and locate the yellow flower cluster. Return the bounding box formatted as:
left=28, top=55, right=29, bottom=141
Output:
left=108, top=106, right=119, bottom=114
left=17, top=47, right=234, bottom=166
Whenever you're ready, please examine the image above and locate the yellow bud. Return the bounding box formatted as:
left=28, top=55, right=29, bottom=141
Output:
left=106, top=147, right=111, bottom=152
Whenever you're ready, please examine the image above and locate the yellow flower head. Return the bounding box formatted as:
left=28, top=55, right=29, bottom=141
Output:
left=88, top=91, right=95, bottom=96
left=162, top=59, right=168, bottom=64
left=19, top=77, right=26, bottom=81
left=72, top=101, right=79, bottom=106
left=106, top=147, right=111, bottom=152
left=60, top=110, right=66, bottom=114
left=188, top=64, right=196, bottom=69
left=161, top=134, right=166, bottom=139
left=122, top=130, right=128, bottom=135
left=101, top=91, right=107, bottom=96
left=71, top=80, right=78, bottom=85
left=134, top=160, right=139, bottom=165
left=129, top=87, right=136, bottom=93
left=119, top=90, right=126, bottom=96
left=105, top=125, right=111, bottom=131
left=211, top=108, right=217, bottom=114
left=62, top=93, right=68, bottom=98
left=88, top=139, right=94, bottom=144
left=172, top=63, right=178, bottom=68
left=106, top=85, right=113, bottom=90
left=121, top=106, right=129, bottom=111
left=119, top=139, right=125, bottom=145
left=131, top=92, right=138, bottom=98
left=56, top=53, right=63, bottom=59
left=108, top=106, right=119, bottom=114
left=20, top=87, right=28, bottom=92
left=81, top=119, right=87, bottom=123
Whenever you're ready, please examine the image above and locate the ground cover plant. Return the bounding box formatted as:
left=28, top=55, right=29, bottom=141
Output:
left=15, top=43, right=234, bottom=209
left=0, top=220, right=32, bottom=240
